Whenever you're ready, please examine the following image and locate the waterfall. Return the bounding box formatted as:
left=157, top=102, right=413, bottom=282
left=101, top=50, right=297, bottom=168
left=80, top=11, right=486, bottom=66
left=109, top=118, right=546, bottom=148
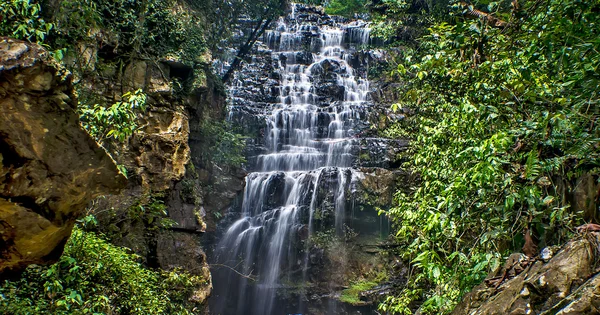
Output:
left=211, top=5, right=375, bottom=314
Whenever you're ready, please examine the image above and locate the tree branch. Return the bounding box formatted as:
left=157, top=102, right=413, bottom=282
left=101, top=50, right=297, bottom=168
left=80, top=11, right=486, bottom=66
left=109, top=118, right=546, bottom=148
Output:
left=210, top=263, right=257, bottom=281
left=460, top=2, right=508, bottom=29
left=221, top=17, right=273, bottom=84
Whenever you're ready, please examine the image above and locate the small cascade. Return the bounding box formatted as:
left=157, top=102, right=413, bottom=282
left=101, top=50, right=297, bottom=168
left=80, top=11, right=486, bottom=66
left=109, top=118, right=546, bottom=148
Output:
left=211, top=5, right=382, bottom=315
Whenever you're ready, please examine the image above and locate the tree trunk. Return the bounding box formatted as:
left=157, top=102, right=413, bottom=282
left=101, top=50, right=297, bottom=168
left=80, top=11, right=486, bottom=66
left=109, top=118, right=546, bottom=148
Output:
left=221, top=17, right=274, bottom=84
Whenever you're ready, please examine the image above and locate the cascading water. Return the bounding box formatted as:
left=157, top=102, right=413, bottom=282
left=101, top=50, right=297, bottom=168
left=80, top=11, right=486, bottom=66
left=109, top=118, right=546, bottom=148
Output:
left=211, top=5, right=381, bottom=315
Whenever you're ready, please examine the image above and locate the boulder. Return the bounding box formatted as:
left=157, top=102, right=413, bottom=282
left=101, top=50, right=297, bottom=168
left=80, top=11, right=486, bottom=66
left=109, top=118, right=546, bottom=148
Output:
left=0, top=37, right=126, bottom=274
left=452, top=233, right=600, bottom=315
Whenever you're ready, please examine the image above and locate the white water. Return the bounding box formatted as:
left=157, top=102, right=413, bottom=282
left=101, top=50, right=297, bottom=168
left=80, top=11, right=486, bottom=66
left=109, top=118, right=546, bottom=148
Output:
left=213, top=7, right=371, bottom=315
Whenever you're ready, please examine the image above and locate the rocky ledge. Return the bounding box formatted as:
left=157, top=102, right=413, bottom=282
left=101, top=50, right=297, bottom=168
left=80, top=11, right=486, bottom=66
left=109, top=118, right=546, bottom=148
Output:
left=453, top=231, right=600, bottom=315
left=0, top=38, right=126, bottom=274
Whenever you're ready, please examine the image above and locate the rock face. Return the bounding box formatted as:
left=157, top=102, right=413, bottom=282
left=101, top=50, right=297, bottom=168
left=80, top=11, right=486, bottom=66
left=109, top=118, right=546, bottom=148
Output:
left=452, top=233, right=600, bottom=315
left=83, top=57, right=193, bottom=192
left=0, top=38, right=126, bottom=274
left=125, top=104, right=191, bottom=192
left=64, top=25, right=245, bottom=308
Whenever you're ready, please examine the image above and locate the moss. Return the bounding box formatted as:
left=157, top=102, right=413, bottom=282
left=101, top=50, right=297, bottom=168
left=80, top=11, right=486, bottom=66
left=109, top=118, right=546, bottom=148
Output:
left=181, top=179, right=195, bottom=196
left=191, top=67, right=208, bottom=90
left=187, top=162, right=198, bottom=178
left=339, top=280, right=378, bottom=305
left=180, top=177, right=203, bottom=206
left=339, top=271, right=388, bottom=306
left=359, top=152, right=371, bottom=161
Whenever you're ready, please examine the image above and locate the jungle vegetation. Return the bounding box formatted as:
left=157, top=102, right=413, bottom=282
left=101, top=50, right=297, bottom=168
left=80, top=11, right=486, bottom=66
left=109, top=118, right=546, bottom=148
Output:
left=0, top=226, right=206, bottom=314
left=1, top=0, right=598, bottom=314
left=370, top=0, right=599, bottom=313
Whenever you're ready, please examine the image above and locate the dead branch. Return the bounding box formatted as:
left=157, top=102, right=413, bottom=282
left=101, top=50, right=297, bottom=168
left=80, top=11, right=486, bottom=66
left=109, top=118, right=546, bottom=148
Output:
left=210, top=263, right=257, bottom=281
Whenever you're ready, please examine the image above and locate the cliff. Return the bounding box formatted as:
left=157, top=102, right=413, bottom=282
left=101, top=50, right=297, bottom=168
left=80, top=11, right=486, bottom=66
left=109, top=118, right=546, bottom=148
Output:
left=0, top=37, right=126, bottom=274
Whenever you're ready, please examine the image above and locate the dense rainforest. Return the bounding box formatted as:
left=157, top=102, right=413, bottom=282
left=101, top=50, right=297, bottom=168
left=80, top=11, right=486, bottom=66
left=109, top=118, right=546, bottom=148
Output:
left=0, top=0, right=599, bottom=314
left=371, top=0, right=600, bottom=312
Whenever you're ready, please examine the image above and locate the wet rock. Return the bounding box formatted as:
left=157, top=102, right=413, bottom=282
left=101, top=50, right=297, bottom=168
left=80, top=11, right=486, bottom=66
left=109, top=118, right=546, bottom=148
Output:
left=316, top=83, right=345, bottom=102
left=452, top=233, right=600, bottom=315
left=369, top=82, right=402, bottom=106
left=0, top=38, right=126, bottom=273
left=356, top=138, right=409, bottom=168
left=296, top=51, right=314, bottom=65
left=354, top=168, right=408, bottom=207
left=204, top=166, right=247, bottom=222
left=311, top=59, right=343, bottom=82
left=167, top=182, right=206, bottom=233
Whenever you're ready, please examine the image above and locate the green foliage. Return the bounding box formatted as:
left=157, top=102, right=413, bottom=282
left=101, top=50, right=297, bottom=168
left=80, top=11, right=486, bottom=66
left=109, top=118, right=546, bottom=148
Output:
left=51, top=0, right=101, bottom=44
left=0, top=227, right=206, bottom=315
left=380, top=0, right=600, bottom=313
left=324, top=0, right=368, bottom=17
left=2, top=0, right=209, bottom=65
left=97, top=0, right=206, bottom=61
left=0, top=0, right=53, bottom=43
left=198, top=120, right=246, bottom=168
left=78, top=89, right=147, bottom=144
left=54, top=0, right=207, bottom=63
left=370, top=0, right=450, bottom=43
left=296, top=0, right=368, bottom=18
left=128, top=195, right=176, bottom=230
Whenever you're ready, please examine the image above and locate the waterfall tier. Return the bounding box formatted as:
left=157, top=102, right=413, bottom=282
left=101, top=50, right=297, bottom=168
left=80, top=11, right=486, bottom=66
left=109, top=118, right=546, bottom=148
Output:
left=210, top=5, right=403, bottom=315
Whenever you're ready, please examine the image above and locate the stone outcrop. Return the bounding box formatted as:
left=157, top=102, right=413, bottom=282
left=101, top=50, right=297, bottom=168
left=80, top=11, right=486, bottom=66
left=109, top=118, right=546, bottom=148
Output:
left=80, top=54, right=193, bottom=192
left=64, top=26, right=245, bottom=308
left=0, top=37, right=126, bottom=274
left=452, top=232, right=600, bottom=315
left=123, top=103, right=191, bottom=192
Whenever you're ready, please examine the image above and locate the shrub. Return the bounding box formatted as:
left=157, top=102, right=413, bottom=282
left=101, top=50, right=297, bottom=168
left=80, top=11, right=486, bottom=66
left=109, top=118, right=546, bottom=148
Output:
left=78, top=89, right=147, bottom=144
left=0, top=227, right=206, bottom=314
left=0, top=0, right=53, bottom=43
